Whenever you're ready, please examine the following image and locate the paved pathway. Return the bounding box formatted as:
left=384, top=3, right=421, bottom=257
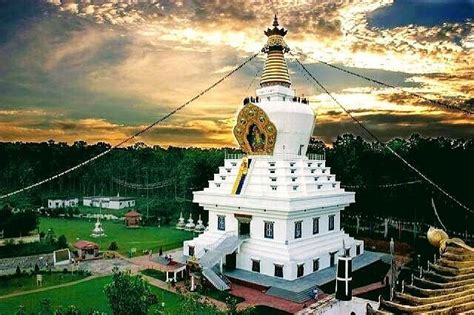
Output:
left=230, top=283, right=316, bottom=314
left=142, top=275, right=229, bottom=311
left=0, top=275, right=102, bottom=300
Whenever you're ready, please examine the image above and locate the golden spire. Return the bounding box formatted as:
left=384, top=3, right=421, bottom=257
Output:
left=260, top=15, right=291, bottom=88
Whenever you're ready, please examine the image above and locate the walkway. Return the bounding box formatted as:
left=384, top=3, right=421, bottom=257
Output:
left=0, top=275, right=101, bottom=300
left=142, top=275, right=228, bottom=311
left=230, top=283, right=317, bottom=314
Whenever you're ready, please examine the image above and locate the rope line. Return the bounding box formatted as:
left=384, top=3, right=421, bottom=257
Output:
left=293, top=51, right=473, bottom=115
left=341, top=180, right=422, bottom=189
left=0, top=52, right=260, bottom=200
left=112, top=177, right=174, bottom=190
left=431, top=197, right=447, bottom=230
left=293, top=56, right=473, bottom=215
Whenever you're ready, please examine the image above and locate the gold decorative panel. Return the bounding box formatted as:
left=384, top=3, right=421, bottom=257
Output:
left=233, top=104, right=277, bottom=155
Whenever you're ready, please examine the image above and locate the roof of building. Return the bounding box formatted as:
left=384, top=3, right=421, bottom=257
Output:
left=367, top=227, right=474, bottom=314
left=124, top=210, right=141, bottom=217
left=48, top=197, right=78, bottom=200
left=73, top=240, right=99, bottom=250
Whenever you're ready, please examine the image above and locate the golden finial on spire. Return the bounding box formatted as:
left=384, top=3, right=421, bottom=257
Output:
left=260, top=16, right=291, bottom=88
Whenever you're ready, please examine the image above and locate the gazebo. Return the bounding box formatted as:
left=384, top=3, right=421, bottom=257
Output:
left=73, top=240, right=99, bottom=260
left=124, top=210, right=141, bottom=228
left=156, top=256, right=187, bottom=282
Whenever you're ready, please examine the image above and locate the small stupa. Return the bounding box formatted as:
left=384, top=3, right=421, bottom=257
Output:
left=90, top=217, right=106, bottom=238
left=176, top=212, right=185, bottom=230
left=194, top=215, right=205, bottom=234
left=184, top=213, right=195, bottom=231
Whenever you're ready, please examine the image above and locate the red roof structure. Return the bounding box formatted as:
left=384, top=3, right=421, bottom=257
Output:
left=73, top=240, right=99, bottom=250
left=124, top=210, right=141, bottom=217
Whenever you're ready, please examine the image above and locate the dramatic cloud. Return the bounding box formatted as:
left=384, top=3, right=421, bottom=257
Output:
left=0, top=0, right=472, bottom=146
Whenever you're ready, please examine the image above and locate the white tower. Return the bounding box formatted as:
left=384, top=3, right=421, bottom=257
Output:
left=184, top=16, right=363, bottom=287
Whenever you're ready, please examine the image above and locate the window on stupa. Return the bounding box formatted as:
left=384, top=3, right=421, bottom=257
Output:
left=215, top=183, right=221, bottom=188
left=329, top=215, right=335, bottom=231
left=231, top=162, right=237, bottom=167
left=264, top=221, right=274, bottom=239
left=330, top=252, right=337, bottom=267
left=217, top=215, right=226, bottom=231
left=297, top=264, right=304, bottom=278
left=292, top=177, right=297, bottom=182
left=188, top=246, right=195, bottom=257
left=313, top=217, right=319, bottom=234
left=269, top=169, right=276, bottom=174
left=290, top=169, right=296, bottom=174
left=345, top=248, right=351, bottom=256
left=356, top=245, right=361, bottom=255
left=274, top=264, right=283, bottom=278
left=313, top=259, right=320, bottom=271
left=252, top=259, right=260, bottom=273
left=298, top=145, right=304, bottom=156
left=290, top=162, right=295, bottom=167
left=271, top=186, right=277, bottom=191
left=269, top=162, right=275, bottom=167
left=270, top=177, right=277, bottom=182
left=294, top=221, right=302, bottom=239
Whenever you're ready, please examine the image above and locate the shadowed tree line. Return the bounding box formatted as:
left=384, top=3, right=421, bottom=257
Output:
left=0, top=134, right=472, bottom=232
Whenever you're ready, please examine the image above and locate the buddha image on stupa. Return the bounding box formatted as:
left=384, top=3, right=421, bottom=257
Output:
left=246, top=124, right=266, bottom=152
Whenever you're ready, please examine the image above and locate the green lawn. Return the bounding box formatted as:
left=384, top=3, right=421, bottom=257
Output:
left=39, top=218, right=193, bottom=256
left=0, top=272, right=87, bottom=297
left=0, top=276, right=218, bottom=315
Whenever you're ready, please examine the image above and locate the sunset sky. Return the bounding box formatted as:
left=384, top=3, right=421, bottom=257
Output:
left=0, top=0, right=472, bottom=147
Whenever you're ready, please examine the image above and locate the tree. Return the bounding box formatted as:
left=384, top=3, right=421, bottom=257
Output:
left=104, top=268, right=157, bottom=315
left=108, top=241, right=118, bottom=251
left=57, top=235, right=68, bottom=248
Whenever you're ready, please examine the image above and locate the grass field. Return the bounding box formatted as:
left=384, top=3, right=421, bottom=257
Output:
left=39, top=218, right=193, bottom=256
left=0, top=272, right=87, bottom=297
left=0, top=276, right=198, bottom=314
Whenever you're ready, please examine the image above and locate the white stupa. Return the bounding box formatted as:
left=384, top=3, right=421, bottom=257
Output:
left=184, top=213, right=195, bottom=231
left=176, top=212, right=185, bottom=230
left=194, top=215, right=206, bottom=234
left=90, top=217, right=106, bottom=238
left=183, top=16, right=364, bottom=290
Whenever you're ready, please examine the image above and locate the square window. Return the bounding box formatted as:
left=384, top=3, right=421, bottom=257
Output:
left=332, top=183, right=336, bottom=188
left=329, top=215, right=335, bottom=231
left=297, top=264, right=304, bottom=278
left=292, top=177, right=297, bottom=182
left=314, top=177, right=319, bottom=181
left=311, top=169, right=315, bottom=174
left=252, top=259, right=260, bottom=273
left=317, top=185, right=322, bottom=189
left=269, top=169, right=276, bottom=174
left=290, top=162, right=295, bottom=167
left=188, top=246, right=195, bottom=257
left=271, top=186, right=277, bottom=191
left=290, top=169, right=296, bottom=174
left=269, top=162, right=275, bottom=167
left=215, top=183, right=221, bottom=188
left=270, top=177, right=277, bottom=182
left=294, top=221, right=302, bottom=239
left=313, top=217, right=319, bottom=234
left=317, top=163, right=322, bottom=167
left=231, top=162, right=237, bottom=167
left=221, top=176, right=226, bottom=180
left=308, top=163, right=312, bottom=167
left=313, top=259, right=320, bottom=272
left=274, top=264, right=283, bottom=278
left=293, top=186, right=298, bottom=191
left=217, top=215, right=226, bottom=231
left=264, top=221, right=274, bottom=239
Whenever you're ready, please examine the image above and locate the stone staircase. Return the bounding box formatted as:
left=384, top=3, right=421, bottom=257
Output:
left=199, top=232, right=245, bottom=291
left=266, top=285, right=316, bottom=303
left=202, top=268, right=230, bottom=291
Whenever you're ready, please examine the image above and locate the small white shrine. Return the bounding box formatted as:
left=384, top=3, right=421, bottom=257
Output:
left=194, top=215, right=206, bottom=234
left=176, top=212, right=185, bottom=230
left=90, top=217, right=106, bottom=238
left=184, top=213, right=195, bottom=231
left=183, top=17, right=364, bottom=289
